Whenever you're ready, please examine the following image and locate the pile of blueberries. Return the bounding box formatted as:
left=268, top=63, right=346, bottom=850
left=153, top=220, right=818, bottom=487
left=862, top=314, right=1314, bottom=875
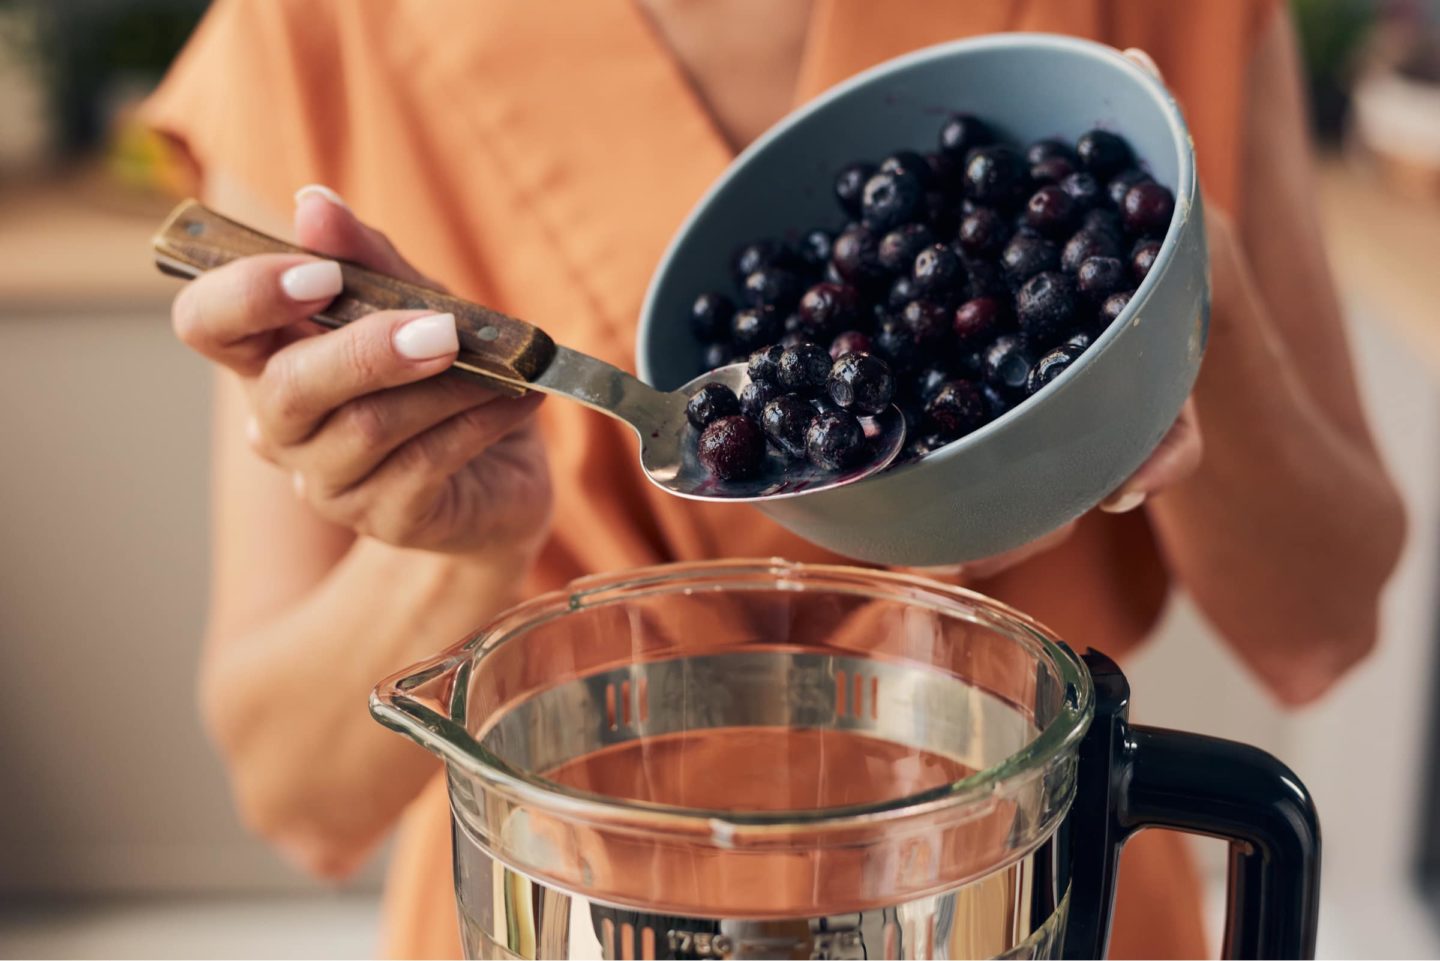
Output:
left=685, top=115, right=1175, bottom=481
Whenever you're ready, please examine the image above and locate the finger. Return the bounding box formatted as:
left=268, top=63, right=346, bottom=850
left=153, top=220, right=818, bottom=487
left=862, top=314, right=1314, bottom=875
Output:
left=172, top=254, right=344, bottom=375
left=254, top=309, right=460, bottom=446
left=293, top=185, right=444, bottom=289
left=288, top=377, right=502, bottom=494
left=1100, top=399, right=1203, bottom=512
left=318, top=393, right=545, bottom=537
left=1122, top=47, right=1163, bottom=82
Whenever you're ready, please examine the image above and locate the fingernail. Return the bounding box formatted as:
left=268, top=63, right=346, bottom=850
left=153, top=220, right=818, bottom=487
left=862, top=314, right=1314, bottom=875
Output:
left=292, top=472, right=306, bottom=498
left=281, top=260, right=343, bottom=301
left=394, top=312, right=458, bottom=361
left=1122, top=48, right=1162, bottom=81
left=244, top=416, right=262, bottom=448
left=1100, top=490, right=1147, bottom=514
left=293, top=183, right=350, bottom=210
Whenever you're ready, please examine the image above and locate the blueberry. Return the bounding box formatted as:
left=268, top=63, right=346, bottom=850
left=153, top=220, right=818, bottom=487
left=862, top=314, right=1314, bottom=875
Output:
left=1029, top=155, right=1077, bottom=185
left=953, top=296, right=1007, bottom=348
left=961, top=257, right=1009, bottom=300
left=963, top=145, right=1026, bottom=208
left=888, top=274, right=917, bottom=308
left=742, top=267, right=802, bottom=310
left=956, top=348, right=985, bottom=380
left=1026, top=138, right=1078, bottom=167
left=1076, top=256, right=1128, bottom=305
left=1060, top=171, right=1104, bottom=211
left=880, top=150, right=935, bottom=189
left=731, top=306, right=782, bottom=350
left=800, top=229, right=834, bottom=271
left=982, top=383, right=1012, bottom=419
left=1001, top=235, right=1060, bottom=287
left=878, top=223, right=935, bottom=273
left=739, top=379, right=782, bottom=419
left=984, top=335, right=1035, bottom=399
left=700, top=342, right=734, bottom=371
left=904, top=432, right=951, bottom=460
left=912, top=364, right=952, bottom=405
left=1060, top=228, right=1123, bottom=273
left=938, top=113, right=995, bottom=159
left=686, top=383, right=741, bottom=429
left=1024, top=186, right=1079, bottom=237
left=776, top=342, right=833, bottom=395
left=1027, top=344, right=1085, bottom=394
left=827, top=350, right=895, bottom=416
left=1076, top=130, right=1133, bottom=179
left=783, top=311, right=804, bottom=334
left=797, top=282, right=862, bottom=340
left=899, top=299, right=950, bottom=349
left=1066, top=330, right=1093, bottom=351
left=830, top=330, right=873, bottom=359
left=806, top=409, right=869, bottom=471
left=698, top=415, right=767, bottom=480
left=1107, top=168, right=1153, bottom=208
left=911, top=243, right=964, bottom=300
left=831, top=224, right=886, bottom=287
left=1121, top=182, right=1175, bottom=237
left=861, top=169, right=925, bottom=232
left=1015, top=271, right=1078, bottom=346
left=925, top=380, right=986, bottom=440
left=834, top=162, right=877, bottom=218
left=779, top=331, right=806, bottom=349
left=689, top=292, right=734, bottom=344
left=875, top=314, right=920, bottom=373
left=1131, top=240, right=1161, bottom=283
left=823, top=260, right=845, bottom=285
left=1099, top=291, right=1135, bottom=326
left=957, top=207, right=1010, bottom=257
left=746, top=344, right=786, bottom=386
left=733, top=239, right=795, bottom=281
left=761, top=395, right=816, bottom=460
left=1083, top=208, right=1125, bottom=241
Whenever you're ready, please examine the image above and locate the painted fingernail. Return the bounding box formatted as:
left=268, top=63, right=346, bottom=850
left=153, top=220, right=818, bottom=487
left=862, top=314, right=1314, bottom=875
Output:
left=292, top=472, right=306, bottom=498
left=394, top=312, right=458, bottom=361
left=280, top=260, right=343, bottom=302
left=244, top=416, right=262, bottom=448
left=293, top=183, right=350, bottom=210
left=1100, top=490, right=1147, bottom=514
left=1122, top=48, right=1162, bottom=81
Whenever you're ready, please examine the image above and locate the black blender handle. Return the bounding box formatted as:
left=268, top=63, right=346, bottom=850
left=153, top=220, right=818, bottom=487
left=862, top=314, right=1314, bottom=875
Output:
left=1062, top=650, right=1322, bottom=960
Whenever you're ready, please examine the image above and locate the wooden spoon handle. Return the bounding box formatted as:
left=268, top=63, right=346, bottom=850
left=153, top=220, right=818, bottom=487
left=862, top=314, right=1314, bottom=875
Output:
left=152, top=200, right=555, bottom=395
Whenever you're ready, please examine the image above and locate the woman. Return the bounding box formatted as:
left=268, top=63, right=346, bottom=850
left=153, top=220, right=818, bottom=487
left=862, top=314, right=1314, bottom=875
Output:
left=146, top=1, right=1404, bottom=956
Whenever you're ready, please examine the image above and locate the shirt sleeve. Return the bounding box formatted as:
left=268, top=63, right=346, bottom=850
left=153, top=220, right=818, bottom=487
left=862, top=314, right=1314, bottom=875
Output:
left=141, top=0, right=344, bottom=212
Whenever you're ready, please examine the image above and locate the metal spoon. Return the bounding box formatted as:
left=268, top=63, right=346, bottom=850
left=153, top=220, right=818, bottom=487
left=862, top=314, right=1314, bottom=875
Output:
left=153, top=201, right=905, bottom=502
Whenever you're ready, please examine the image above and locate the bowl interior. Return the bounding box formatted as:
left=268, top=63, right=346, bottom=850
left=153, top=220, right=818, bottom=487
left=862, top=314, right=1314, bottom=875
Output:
left=638, top=33, right=1190, bottom=392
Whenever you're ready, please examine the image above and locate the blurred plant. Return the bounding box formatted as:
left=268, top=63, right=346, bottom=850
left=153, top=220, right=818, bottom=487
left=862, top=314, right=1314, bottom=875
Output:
left=0, top=0, right=206, bottom=155
left=1291, top=0, right=1379, bottom=142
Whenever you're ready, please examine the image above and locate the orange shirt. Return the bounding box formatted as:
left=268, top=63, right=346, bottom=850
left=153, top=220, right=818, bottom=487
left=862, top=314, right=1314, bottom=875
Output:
left=147, top=2, right=1277, bottom=956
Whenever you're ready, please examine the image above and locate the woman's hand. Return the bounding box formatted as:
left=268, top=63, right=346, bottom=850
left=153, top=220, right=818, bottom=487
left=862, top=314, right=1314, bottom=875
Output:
left=171, top=185, right=552, bottom=555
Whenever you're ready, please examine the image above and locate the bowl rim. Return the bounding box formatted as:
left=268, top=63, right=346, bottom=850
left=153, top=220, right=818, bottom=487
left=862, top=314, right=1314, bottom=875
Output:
left=636, top=31, right=1199, bottom=479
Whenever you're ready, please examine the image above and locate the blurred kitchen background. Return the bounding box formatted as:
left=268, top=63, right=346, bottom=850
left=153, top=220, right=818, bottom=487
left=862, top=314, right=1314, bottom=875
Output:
left=1, top=0, right=1439, bottom=958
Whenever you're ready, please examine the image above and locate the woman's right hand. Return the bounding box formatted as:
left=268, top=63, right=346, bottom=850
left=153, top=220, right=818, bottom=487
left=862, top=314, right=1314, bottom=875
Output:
left=171, top=185, right=552, bottom=555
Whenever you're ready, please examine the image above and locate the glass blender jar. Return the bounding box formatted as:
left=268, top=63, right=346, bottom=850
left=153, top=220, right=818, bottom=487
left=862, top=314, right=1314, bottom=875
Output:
left=373, top=560, right=1319, bottom=960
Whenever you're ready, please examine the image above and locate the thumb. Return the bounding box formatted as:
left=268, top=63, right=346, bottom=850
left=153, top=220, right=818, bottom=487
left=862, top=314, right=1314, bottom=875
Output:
left=291, top=184, right=445, bottom=290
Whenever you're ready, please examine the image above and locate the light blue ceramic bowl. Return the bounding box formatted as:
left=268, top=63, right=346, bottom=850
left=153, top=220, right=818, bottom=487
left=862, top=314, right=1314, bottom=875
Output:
left=638, top=34, right=1207, bottom=566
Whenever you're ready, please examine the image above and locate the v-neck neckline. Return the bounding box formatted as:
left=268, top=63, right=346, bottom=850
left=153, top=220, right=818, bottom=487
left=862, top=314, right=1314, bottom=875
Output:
left=627, top=0, right=824, bottom=156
